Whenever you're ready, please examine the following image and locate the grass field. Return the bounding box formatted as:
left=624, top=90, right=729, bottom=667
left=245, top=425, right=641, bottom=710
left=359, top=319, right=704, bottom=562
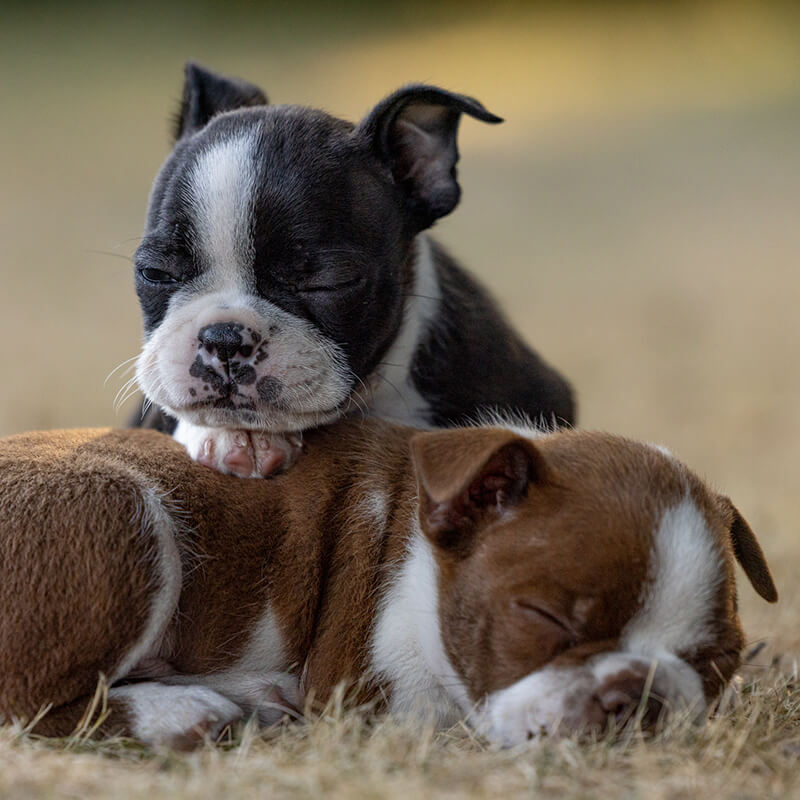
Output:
left=1, top=2, right=799, bottom=797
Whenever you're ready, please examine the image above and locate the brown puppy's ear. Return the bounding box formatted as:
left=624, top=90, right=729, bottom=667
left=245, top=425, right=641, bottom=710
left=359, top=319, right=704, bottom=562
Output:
left=174, top=62, right=268, bottom=141
left=719, top=496, right=778, bottom=603
left=410, top=428, right=546, bottom=553
left=356, top=84, right=502, bottom=229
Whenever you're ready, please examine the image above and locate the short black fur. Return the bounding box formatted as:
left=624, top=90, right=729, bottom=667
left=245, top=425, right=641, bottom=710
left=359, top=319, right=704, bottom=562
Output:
left=133, top=65, right=575, bottom=434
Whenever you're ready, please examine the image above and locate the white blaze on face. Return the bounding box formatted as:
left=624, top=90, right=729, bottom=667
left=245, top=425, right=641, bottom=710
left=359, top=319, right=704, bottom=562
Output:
left=623, top=493, right=723, bottom=658
left=188, top=131, right=259, bottom=291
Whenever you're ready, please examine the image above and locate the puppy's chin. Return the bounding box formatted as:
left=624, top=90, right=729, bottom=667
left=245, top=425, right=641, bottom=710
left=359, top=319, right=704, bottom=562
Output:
left=168, top=400, right=349, bottom=433
left=134, top=290, right=358, bottom=434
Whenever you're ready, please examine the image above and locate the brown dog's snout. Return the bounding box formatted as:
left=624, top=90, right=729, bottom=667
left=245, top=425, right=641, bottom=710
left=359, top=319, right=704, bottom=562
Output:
left=593, top=669, right=665, bottom=730
left=198, top=322, right=250, bottom=363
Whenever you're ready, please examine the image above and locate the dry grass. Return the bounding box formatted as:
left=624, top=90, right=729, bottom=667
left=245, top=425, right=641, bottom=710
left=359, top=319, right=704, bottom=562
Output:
left=2, top=665, right=798, bottom=799
left=1, top=1, right=799, bottom=797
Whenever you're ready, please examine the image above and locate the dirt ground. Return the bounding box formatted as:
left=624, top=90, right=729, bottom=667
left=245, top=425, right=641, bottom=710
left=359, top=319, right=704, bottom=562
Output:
left=0, top=2, right=798, bottom=797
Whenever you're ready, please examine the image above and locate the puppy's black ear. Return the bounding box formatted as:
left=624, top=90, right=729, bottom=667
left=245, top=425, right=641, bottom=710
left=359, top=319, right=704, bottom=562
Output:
left=719, top=496, right=778, bottom=603
left=356, top=84, right=502, bottom=229
left=174, top=62, right=268, bottom=140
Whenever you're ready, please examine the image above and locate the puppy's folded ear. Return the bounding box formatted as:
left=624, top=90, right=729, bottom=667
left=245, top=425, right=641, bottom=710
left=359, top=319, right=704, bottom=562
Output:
left=410, top=427, right=546, bottom=554
left=719, top=496, right=778, bottom=603
left=356, top=84, right=502, bottom=229
left=174, top=62, right=268, bottom=140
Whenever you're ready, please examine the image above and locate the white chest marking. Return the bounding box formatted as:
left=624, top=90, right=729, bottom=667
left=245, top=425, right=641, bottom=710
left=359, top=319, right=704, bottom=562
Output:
left=369, top=235, right=440, bottom=426
left=370, top=529, right=469, bottom=725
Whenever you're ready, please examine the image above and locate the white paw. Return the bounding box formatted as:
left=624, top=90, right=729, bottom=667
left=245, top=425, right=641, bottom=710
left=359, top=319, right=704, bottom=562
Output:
left=159, top=670, right=303, bottom=728
left=477, top=668, right=581, bottom=746
left=109, top=682, right=243, bottom=750
left=174, top=420, right=303, bottom=478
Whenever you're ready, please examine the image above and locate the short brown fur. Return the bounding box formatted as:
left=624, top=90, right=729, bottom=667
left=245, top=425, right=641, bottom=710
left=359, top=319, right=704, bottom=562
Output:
left=0, top=423, right=776, bottom=740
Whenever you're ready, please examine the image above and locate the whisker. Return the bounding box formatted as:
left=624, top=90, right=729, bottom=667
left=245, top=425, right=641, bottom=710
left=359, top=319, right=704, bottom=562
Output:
left=104, top=355, right=140, bottom=386
left=113, top=375, right=138, bottom=406
left=113, top=376, right=142, bottom=412
left=83, top=249, right=134, bottom=264
left=115, top=386, right=142, bottom=414
left=373, top=373, right=409, bottom=412
left=347, top=387, right=368, bottom=417
left=349, top=373, right=374, bottom=418
left=115, top=382, right=140, bottom=408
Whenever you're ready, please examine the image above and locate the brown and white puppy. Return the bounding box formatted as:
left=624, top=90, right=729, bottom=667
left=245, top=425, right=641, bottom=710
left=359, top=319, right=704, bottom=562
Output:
left=0, top=422, right=776, bottom=748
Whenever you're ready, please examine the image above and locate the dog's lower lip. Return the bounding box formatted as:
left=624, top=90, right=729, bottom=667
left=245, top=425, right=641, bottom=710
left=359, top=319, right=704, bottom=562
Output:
left=181, top=399, right=347, bottom=417
left=185, top=399, right=324, bottom=411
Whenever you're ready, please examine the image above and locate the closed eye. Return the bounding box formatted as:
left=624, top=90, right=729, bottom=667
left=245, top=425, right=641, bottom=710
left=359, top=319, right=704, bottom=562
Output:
left=298, top=275, right=365, bottom=293
left=138, top=267, right=179, bottom=285
left=514, top=600, right=578, bottom=638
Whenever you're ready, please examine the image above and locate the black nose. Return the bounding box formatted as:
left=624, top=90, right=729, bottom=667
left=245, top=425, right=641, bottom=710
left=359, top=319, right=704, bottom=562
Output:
left=198, top=323, right=244, bottom=363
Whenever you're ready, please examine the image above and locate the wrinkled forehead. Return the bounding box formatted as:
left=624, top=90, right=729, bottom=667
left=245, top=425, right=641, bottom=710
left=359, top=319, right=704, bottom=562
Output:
left=491, top=435, right=689, bottom=568
left=145, top=106, right=397, bottom=260
left=150, top=107, right=364, bottom=220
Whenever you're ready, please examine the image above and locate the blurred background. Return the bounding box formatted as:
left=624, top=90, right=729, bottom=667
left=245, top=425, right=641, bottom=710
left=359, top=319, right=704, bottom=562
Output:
left=1, top=1, right=798, bottom=644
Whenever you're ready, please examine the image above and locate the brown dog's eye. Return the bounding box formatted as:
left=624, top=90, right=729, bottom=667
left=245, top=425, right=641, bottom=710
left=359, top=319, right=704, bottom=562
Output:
left=511, top=599, right=578, bottom=661
left=514, top=600, right=577, bottom=639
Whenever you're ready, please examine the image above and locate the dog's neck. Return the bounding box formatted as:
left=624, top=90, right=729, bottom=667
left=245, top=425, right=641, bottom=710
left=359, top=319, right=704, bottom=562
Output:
left=365, top=235, right=440, bottom=426
left=370, top=530, right=472, bottom=725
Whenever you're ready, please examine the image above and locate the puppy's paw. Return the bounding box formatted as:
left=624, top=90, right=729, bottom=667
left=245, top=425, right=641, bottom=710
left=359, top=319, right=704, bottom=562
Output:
left=174, top=421, right=302, bottom=478
left=109, top=683, right=243, bottom=751
left=213, top=430, right=303, bottom=478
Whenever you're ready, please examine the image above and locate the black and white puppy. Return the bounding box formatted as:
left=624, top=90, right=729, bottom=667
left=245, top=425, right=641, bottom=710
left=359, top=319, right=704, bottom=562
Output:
left=134, top=64, right=575, bottom=476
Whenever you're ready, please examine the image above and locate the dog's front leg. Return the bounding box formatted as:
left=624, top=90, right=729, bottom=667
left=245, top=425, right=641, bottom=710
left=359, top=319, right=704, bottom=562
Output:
left=174, top=420, right=303, bottom=478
